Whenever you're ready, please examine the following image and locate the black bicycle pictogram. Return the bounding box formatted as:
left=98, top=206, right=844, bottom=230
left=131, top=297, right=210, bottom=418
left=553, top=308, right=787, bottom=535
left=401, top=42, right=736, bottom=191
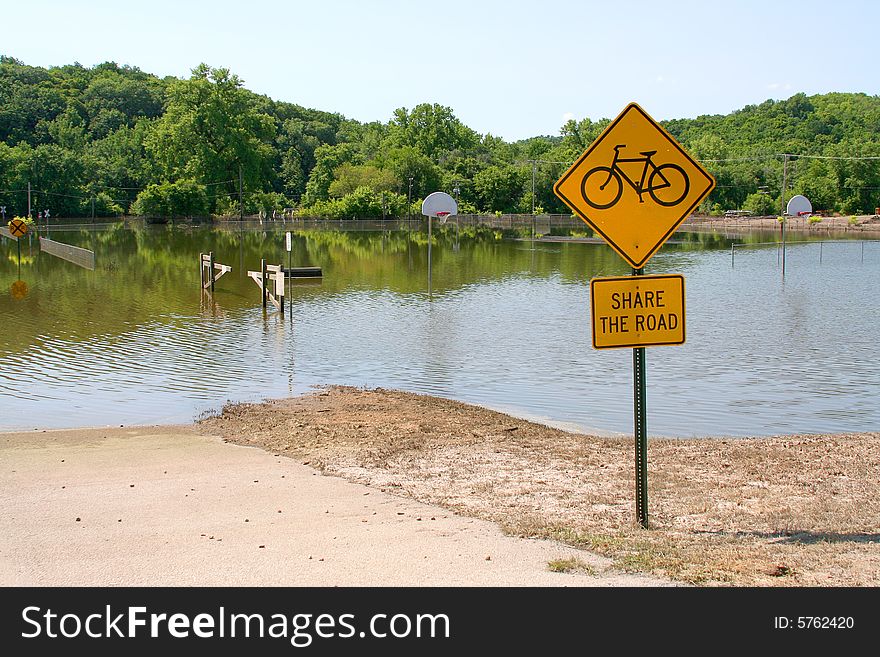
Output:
left=580, top=144, right=690, bottom=210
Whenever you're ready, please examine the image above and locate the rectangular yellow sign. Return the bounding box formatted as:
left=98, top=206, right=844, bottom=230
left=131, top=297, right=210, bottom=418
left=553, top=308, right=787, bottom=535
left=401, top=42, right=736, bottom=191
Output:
left=590, top=274, right=685, bottom=349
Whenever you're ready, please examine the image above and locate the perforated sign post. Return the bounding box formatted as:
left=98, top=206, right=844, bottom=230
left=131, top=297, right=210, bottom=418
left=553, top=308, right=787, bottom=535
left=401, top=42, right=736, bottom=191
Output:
left=554, top=102, right=715, bottom=528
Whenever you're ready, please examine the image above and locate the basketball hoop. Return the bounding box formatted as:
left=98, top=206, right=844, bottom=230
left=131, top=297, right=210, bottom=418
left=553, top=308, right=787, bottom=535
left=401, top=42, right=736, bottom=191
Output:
left=421, top=191, right=458, bottom=220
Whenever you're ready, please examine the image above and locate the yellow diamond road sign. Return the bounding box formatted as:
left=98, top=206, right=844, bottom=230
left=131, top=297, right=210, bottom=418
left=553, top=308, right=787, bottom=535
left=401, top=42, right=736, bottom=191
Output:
left=554, top=102, right=715, bottom=269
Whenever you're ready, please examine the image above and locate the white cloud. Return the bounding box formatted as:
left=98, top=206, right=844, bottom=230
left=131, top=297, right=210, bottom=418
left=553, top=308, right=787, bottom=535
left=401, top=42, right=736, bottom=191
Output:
left=766, top=82, right=793, bottom=91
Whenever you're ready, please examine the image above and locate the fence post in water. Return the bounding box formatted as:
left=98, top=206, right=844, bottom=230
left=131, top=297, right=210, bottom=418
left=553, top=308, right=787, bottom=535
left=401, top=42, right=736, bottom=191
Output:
left=199, top=252, right=205, bottom=289
left=819, top=241, right=823, bottom=264
left=261, top=258, right=267, bottom=309
left=209, top=251, right=216, bottom=293
left=731, top=243, right=735, bottom=268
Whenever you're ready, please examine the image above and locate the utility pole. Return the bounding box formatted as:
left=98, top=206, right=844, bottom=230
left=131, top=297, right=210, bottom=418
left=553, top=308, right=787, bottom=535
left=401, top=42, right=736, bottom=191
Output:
left=780, top=154, right=789, bottom=279
left=27, top=182, right=32, bottom=220
left=531, top=160, right=536, bottom=215
left=407, top=176, right=413, bottom=223
left=780, top=154, right=789, bottom=216
left=531, top=160, right=537, bottom=240
left=239, top=163, right=244, bottom=221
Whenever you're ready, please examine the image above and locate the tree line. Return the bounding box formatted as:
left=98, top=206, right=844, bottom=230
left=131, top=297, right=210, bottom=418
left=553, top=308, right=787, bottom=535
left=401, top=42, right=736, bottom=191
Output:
left=1, top=56, right=879, bottom=220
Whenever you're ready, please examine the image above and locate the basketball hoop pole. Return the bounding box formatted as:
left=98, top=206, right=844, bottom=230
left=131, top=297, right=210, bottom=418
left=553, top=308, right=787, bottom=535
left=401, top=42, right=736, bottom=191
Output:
left=427, top=213, right=432, bottom=294
left=420, top=192, right=457, bottom=297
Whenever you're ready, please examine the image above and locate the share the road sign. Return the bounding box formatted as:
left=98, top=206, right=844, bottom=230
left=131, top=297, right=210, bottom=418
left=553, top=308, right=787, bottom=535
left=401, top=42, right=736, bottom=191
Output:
left=590, top=274, right=685, bottom=349
left=554, top=103, right=715, bottom=269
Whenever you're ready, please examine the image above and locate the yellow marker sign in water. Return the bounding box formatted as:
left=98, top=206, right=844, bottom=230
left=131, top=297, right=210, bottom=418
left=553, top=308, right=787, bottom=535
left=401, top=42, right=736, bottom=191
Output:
left=10, top=279, right=29, bottom=300
left=8, top=218, right=28, bottom=238
left=555, top=103, right=715, bottom=269
left=590, top=274, right=685, bottom=349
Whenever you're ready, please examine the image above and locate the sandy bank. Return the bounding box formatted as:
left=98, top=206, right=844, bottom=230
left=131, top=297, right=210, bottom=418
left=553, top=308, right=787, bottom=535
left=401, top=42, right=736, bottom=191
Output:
left=199, top=387, right=880, bottom=587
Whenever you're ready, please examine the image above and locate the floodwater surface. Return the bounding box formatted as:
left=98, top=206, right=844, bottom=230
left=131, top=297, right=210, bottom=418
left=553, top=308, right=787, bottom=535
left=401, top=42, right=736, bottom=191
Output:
left=1, top=221, right=877, bottom=437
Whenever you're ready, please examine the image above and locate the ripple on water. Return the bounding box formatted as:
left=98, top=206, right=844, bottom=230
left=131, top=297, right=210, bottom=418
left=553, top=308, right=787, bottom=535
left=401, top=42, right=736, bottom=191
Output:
left=1, top=230, right=877, bottom=435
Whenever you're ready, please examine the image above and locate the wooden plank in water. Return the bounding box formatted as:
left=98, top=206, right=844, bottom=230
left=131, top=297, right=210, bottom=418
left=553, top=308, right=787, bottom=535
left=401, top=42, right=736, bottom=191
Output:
left=39, top=237, right=96, bottom=270
left=248, top=267, right=284, bottom=311
left=284, top=266, right=323, bottom=278
left=247, top=270, right=264, bottom=291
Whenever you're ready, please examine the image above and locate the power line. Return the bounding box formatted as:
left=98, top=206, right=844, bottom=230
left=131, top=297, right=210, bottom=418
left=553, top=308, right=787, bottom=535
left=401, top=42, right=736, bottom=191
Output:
left=701, top=155, right=777, bottom=163
left=519, top=159, right=570, bottom=166
left=523, top=152, right=880, bottom=167
left=780, top=153, right=880, bottom=160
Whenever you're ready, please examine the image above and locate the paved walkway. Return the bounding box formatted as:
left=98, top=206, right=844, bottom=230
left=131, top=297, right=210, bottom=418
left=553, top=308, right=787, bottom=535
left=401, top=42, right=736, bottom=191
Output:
left=0, top=426, right=674, bottom=587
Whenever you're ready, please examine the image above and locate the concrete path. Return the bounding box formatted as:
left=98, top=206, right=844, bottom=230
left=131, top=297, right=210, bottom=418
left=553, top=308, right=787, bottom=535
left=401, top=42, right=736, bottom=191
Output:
left=0, top=426, right=674, bottom=587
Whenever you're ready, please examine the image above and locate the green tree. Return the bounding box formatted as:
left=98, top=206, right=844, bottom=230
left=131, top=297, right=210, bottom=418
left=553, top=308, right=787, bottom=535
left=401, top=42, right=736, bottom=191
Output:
left=0, top=142, right=33, bottom=216
left=86, top=118, right=154, bottom=210
left=387, top=103, right=480, bottom=159
left=473, top=165, right=527, bottom=213
left=0, top=57, right=66, bottom=145
left=247, top=190, right=290, bottom=217
left=46, top=104, right=88, bottom=149
left=81, top=64, right=164, bottom=132
left=560, top=117, right=610, bottom=158
left=31, top=144, right=86, bottom=216
left=742, top=191, right=776, bottom=216
left=373, top=146, right=441, bottom=199
left=145, top=64, right=275, bottom=207
left=328, top=163, right=398, bottom=198
left=84, top=191, right=124, bottom=217
left=280, top=147, right=306, bottom=200
left=131, top=179, right=209, bottom=218
left=333, top=187, right=407, bottom=219
left=302, top=143, right=362, bottom=206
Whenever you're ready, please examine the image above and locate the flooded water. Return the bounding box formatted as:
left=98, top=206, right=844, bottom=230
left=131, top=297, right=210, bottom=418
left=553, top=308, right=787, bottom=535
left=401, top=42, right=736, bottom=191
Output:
left=1, top=221, right=877, bottom=437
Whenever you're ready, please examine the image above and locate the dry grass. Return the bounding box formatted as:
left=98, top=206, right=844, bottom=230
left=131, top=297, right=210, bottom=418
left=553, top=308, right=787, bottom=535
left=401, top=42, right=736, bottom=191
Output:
left=198, top=386, right=880, bottom=587
left=547, top=557, right=597, bottom=575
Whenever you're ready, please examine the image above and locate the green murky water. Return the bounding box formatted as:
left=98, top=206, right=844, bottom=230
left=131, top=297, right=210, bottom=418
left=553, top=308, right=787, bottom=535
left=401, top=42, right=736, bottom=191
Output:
left=1, top=220, right=877, bottom=437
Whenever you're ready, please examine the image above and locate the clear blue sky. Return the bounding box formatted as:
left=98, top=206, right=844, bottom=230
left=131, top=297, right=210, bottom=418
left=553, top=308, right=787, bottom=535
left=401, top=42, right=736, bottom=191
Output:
left=4, top=0, right=878, bottom=141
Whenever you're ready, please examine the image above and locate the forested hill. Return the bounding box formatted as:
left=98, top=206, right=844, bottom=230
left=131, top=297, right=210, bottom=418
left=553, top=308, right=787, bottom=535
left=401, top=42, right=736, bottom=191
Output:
left=1, top=56, right=878, bottom=219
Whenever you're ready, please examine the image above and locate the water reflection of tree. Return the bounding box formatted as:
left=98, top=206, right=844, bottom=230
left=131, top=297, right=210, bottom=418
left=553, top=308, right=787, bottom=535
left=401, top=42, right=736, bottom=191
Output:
left=2, top=224, right=630, bottom=352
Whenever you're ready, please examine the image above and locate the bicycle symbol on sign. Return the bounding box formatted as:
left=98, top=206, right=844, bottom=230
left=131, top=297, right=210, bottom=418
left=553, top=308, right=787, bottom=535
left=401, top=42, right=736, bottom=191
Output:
left=580, top=144, right=690, bottom=210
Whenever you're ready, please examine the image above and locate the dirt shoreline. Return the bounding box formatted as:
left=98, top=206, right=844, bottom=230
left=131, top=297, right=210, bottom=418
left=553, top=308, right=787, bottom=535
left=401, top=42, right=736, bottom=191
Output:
left=199, top=386, right=880, bottom=587
left=683, top=213, right=880, bottom=234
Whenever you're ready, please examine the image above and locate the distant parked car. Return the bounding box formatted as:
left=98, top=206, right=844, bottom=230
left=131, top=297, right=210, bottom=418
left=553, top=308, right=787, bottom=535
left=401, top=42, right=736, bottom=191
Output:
left=724, top=210, right=752, bottom=217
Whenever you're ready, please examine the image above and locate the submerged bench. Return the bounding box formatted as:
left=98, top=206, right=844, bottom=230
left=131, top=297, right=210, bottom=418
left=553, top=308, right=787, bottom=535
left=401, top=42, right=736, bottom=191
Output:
left=284, top=266, right=323, bottom=278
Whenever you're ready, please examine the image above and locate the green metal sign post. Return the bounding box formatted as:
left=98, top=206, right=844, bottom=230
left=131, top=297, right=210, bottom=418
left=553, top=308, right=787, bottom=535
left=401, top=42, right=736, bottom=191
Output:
left=632, top=269, right=648, bottom=528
